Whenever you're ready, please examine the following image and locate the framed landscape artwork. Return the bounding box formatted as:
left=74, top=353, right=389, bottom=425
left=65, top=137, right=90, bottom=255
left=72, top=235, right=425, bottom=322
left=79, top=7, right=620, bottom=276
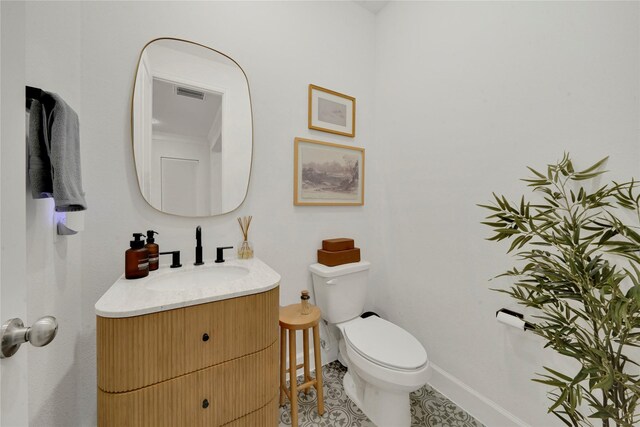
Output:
left=308, top=84, right=356, bottom=137
left=294, top=137, right=364, bottom=206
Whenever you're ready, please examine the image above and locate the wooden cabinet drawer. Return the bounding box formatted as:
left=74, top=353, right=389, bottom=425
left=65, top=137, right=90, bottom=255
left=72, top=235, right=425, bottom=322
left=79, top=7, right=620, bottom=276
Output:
left=98, top=340, right=279, bottom=427
left=225, top=396, right=278, bottom=427
left=97, top=287, right=279, bottom=393
left=183, top=286, right=279, bottom=373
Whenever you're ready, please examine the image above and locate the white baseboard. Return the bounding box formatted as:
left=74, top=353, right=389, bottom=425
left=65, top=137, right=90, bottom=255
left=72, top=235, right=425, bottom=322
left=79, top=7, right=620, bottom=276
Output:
left=428, top=363, right=530, bottom=427
left=287, top=347, right=526, bottom=426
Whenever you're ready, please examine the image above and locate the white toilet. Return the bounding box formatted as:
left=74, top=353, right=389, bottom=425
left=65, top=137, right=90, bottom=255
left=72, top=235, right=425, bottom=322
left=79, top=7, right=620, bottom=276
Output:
left=310, top=261, right=430, bottom=427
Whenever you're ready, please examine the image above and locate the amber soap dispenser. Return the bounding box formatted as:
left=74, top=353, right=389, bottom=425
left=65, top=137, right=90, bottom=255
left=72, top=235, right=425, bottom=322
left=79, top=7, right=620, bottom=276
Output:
left=145, top=230, right=159, bottom=271
left=125, top=233, right=149, bottom=279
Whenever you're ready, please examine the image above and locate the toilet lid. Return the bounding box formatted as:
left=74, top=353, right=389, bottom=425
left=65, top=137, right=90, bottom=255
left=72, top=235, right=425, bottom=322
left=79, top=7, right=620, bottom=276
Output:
left=343, top=316, right=428, bottom=370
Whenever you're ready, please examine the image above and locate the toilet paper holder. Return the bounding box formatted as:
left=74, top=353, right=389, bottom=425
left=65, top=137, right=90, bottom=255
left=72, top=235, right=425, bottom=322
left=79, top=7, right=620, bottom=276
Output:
left=496, top=308, right=536, bottom=331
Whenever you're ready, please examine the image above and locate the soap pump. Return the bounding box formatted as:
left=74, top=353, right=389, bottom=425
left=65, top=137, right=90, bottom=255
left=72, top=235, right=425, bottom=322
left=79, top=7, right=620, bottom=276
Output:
left=125, top=233, right=149, bottom=279
left=145, top=230, right=159, bottom=271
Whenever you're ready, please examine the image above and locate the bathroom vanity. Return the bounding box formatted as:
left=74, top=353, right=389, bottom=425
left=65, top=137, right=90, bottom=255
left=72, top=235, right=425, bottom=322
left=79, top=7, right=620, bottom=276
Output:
left=95, top=258, right=280, bottom=426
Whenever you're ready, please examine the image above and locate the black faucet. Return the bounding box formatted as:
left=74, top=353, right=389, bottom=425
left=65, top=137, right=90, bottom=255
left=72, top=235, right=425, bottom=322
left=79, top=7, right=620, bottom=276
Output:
left=215, top=246, right=233, bottom=263
left=194, top=226, right=204, bottom=266
left=159, top=251, right=182, bottom=268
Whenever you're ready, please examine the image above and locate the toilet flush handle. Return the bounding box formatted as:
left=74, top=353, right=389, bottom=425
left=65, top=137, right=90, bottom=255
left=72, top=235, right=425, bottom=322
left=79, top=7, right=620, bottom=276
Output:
left=327, top=279, right=338, bottom=285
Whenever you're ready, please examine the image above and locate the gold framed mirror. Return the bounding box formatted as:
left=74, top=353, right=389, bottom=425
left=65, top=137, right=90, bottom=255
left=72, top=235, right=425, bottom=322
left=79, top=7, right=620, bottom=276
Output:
left=132, top=38, right=253, bottom=217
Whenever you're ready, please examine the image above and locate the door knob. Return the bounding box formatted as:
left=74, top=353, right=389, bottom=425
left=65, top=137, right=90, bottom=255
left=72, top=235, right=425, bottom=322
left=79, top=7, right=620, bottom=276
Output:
left=1, top=316, right=58, bottom=358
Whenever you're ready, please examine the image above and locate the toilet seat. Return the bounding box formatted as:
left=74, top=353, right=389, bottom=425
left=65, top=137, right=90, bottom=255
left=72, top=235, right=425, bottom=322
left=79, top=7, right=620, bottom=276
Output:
left=342, top=316, right=428, bottom=371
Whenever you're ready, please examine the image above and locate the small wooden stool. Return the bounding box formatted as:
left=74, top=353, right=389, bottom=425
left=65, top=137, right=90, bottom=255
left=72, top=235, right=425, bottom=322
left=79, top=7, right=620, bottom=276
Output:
left=279, top=303, right=325, bottom=427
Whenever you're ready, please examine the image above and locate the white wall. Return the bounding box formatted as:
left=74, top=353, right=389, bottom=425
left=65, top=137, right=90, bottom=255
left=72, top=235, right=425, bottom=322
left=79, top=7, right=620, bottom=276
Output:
left=20, top=1, right=639, bottom=426
left=1, top=2, right=29, bottom=425
left=24, top=1, right=378, bottom=425
left=24, top=2, right=83, bottom=426
left=373, top=2, right=640, bottom=426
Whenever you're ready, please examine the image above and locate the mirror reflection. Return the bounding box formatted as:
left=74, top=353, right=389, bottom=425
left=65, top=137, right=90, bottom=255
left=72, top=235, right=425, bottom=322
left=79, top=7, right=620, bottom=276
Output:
left=132, top=38, right=252, bottom=217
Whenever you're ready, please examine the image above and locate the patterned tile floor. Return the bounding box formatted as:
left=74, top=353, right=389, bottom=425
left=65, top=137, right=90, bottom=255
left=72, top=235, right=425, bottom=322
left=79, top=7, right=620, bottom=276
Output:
left=278, top=361, right=484, bottom=427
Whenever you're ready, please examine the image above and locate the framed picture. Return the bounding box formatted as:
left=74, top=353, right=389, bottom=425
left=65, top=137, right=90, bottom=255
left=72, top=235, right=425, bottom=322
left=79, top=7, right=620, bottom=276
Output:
left=294, top=137, right=364, bottom=206
left=308, top=84, right=356, bottom=137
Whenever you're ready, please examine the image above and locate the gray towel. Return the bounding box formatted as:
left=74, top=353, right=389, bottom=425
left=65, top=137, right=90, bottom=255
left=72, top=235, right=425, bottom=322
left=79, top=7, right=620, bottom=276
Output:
left=27, top=93, right=87, bottom=212
left=28, top=99, right=53, bottom=199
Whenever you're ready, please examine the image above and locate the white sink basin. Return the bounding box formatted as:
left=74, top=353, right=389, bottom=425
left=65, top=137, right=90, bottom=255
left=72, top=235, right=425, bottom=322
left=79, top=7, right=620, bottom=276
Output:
left=95, top=258, right=281, bottom=318
left=145, top=265, right=250, bottom=292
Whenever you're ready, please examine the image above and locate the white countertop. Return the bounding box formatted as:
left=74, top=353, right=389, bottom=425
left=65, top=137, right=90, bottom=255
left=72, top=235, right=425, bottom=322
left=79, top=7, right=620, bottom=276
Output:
left=95, top=257, right=281, bottom=318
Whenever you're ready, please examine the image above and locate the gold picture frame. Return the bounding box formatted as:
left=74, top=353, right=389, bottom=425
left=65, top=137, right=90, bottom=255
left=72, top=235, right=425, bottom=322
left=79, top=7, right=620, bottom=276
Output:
left=308, top=84, right=356, bottom=137
left=294, top=137, right=364, bottom=206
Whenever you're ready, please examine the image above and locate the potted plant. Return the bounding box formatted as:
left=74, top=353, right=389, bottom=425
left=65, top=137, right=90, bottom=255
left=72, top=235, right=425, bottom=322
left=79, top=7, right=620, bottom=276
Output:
left=480, top=154, right=640, bottom=426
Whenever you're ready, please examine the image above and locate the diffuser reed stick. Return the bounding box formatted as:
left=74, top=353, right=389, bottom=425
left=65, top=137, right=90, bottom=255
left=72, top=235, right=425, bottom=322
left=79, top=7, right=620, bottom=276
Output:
left=237, top=215, right=253, bottom=259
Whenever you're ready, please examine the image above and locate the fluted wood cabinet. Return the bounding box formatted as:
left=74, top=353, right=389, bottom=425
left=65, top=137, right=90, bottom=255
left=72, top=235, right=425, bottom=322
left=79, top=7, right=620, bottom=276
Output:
left=97, top=287, right=279, bottom=426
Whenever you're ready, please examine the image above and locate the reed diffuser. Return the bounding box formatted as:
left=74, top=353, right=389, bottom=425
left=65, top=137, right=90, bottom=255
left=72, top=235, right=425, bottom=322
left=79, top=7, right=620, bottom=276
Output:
left=237, top=215, right=254, bottom=259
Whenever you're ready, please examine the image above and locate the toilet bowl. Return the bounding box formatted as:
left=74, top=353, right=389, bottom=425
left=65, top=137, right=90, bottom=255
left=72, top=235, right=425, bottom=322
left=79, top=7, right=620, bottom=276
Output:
left=309, top=261, right=431, bottom=427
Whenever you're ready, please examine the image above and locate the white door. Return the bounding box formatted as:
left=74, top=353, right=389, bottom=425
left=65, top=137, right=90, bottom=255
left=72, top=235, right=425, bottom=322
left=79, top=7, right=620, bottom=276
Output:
left=161, top=157, right=199, bottom=216
left=1, top=2, right=29, bottom=425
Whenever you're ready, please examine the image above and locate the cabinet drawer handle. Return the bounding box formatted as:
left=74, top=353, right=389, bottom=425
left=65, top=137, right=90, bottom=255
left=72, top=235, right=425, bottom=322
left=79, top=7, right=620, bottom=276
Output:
left=202, top=333, right=210, bottom=342
left=202, top=399, right=209, bottom=409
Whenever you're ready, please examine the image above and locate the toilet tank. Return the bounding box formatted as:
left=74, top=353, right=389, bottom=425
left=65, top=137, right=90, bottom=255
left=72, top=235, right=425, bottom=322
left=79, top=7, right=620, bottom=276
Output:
left=309, top=261, right=370, bottom=324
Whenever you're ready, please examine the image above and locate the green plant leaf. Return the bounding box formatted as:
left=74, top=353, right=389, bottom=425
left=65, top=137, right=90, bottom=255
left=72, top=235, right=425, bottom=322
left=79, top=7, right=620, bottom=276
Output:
left=477, top=203, right=501, bottom=212
left=572, top=368, right=588, bottom=385
left=481, top=221, right=507, bottom=228
left=590, top=371, right=614, bottom=392
left=573, top=171, right=607, bottom=181
left=481, top=154, right=640, bottom=424
left=548, top=388, right=569, bottom=413
left=543, top=366, right=573, bottom=382
left=577, top=156, right=609, bottom=175
left=527, top=166, right=547, bottom=179
left=532, top=378, right=566, bottom=387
